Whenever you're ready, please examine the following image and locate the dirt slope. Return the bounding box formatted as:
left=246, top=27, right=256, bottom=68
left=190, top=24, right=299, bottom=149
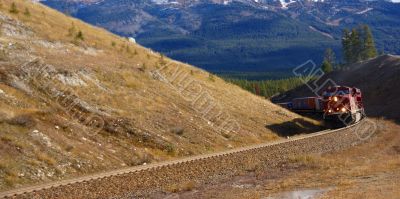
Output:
left=273, top=55, right=400, bottom=123
left=0, top=0, right=320, bottom=190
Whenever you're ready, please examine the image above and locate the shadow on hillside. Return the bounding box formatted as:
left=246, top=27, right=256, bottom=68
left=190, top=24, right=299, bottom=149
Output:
left=266, top=118, right=324, bottom=137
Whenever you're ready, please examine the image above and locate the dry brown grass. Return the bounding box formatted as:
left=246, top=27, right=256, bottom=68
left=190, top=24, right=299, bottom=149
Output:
left=276, top=120, right=400, bottom=197
left=165, top=180, right=197, bottom=193
left=168, top=120, right=400, bottom=199
left=35, top=151, right=56, bottom=166
left=288, top=155, right=317, bottom=165
left=0, top=160, right=20, bottom=187
left=0, top=0, right=323, bottom=191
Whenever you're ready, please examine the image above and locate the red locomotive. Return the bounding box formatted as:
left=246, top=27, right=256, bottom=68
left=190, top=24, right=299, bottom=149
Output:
left=276, top=86, right=364, bottom=125
left=322, top=86, right=364, bottom=124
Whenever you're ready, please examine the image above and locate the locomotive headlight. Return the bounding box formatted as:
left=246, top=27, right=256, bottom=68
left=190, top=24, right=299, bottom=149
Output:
left=333, top=96, right=338, bottom=102
left=328, top=109, right=332, bottom=113
left=341, top=107, right=347, bottom=112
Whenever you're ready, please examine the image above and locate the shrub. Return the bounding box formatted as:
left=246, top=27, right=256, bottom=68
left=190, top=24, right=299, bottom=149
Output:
left=288, top=155, right=317, bottom=166
left=1, top=135, right=14, bottom=143
left=171, top=127, right=184, bottom=136
left=165, top=181, right=196, bottom=193
left=159, top=54, right=166, bottom=65
left=139, top=64, right=146, bottom=72
left=222, top=132, right=231, bottom=139
left=181, top=181, right=196, bottom=191
left=7, top=114, right=36, bottom=127
left=68, top=23, right=76, bottom=36
left=164, top=144, right=176, bottom=156
left=208, top=74, right=215, bottom=82
left=111, top=41, right=116, bottom=47
left=36, top=152, right=56, bottom=166
left=0, top=49, right=8, bottom=61
left=65, top=145, right=74, bottom=152
left=4, top=172, right=19, bottom=186
left=9, top=3, right=18, bottom=14
left=23, top=8, right=30, bottom=16
left=75, top=31, right=84, bottom=41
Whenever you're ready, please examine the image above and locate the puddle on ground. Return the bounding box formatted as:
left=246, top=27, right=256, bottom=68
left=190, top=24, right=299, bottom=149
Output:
left=263, top=188, right=330, bottom=199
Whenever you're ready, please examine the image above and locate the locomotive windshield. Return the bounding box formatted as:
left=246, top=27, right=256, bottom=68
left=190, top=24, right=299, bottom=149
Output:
left=322, top=87, right=351, bottom=97
left=322, top=90, right=350, bottom=97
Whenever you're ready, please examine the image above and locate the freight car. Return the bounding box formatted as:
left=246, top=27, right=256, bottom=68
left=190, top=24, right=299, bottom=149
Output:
left=291, top=97, right=324, bottom=112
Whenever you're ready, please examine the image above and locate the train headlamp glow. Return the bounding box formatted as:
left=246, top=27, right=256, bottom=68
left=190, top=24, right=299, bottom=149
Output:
left=333, top=96, right=338, bottom=102
left=341, top=107, right=347, bottom=112
left=328, top=109, right=332, bottom=113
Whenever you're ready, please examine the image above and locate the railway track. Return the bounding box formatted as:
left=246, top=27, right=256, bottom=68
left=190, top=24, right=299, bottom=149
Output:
left=0, top=120, right=367, bottom=199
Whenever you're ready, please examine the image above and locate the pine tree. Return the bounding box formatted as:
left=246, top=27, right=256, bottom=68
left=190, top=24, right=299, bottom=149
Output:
left=342, top=29, right=352, bottom=64
left=323, top=48, right=336, bottom=66
left=342, top=25, right=378, bottom=64
left=342, top=28, right=362, bottom=64
left=321, top=60, right=333, bottom=73
left=350, top=28, right=362, bottom=63
left=254, top=83, right=260, bottom=95
left=361, top=25, right=377, bottom=60
left=260, top=83, right=267, bottom=97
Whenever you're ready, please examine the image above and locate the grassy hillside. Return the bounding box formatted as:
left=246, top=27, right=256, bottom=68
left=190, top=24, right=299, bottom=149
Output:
left=0, top=0, right=321, bottom=190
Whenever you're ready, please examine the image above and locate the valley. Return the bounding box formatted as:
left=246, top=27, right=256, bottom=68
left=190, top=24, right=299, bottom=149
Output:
left=42, top=0, right=400, bottom=74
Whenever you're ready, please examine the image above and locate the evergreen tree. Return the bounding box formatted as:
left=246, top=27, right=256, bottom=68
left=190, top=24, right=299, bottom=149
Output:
left=350, top=28, right=362, bottom=63
left=342, top=29, right=352, bottom=64
left=323, top=48, right=336, bottom=66
left=260, top=83, right=267, bottom=97
left=361, top=25, right=377, bottom=59
left=342, top=25, right=378, bottom=64
left=254, top=83, right=260, bottom=95
left=226, top=77, right=305, bottom=98
left=321, top=60, right=333, bottom=73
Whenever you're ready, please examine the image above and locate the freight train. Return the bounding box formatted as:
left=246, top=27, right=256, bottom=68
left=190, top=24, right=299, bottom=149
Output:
left=277, top=86, right=365, bottom=125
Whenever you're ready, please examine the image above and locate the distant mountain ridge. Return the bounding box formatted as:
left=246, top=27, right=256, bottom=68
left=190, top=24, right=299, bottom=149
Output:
left=42, top=0, right=400, bottom=73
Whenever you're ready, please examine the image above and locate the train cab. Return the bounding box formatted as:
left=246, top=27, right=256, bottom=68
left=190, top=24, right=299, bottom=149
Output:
left=322, top=86, right=364, bottom=125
